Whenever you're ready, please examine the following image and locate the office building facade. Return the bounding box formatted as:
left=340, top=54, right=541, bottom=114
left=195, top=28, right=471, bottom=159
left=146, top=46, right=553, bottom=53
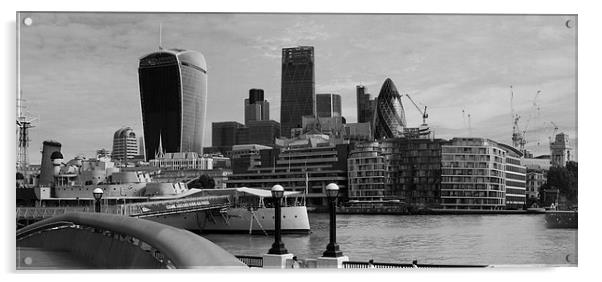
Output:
left=281, top=46, right=315, bottom=137
left=498, top=143, right=527, bottom=209
left=138, top=49, right=208, bottom=160
left=247, top=120, right=281, bottom=146
left=356, top=85, right=375, bottom=124
left=111, top=127, right=138, bottom=163
left=212, top=121, right=246, bottom=148
left=347, top=142, right=386, bottom=201
left=347, top=138, right=445, bottom=207
left=244, top=88, right=270, bottom=124
left=373, top=78, right=407, bottom=139
left=440, top=138, right=508, bottom=210
left=227, top=135, right=352, bottom=207
left=316, top=93, right=342, bottom=118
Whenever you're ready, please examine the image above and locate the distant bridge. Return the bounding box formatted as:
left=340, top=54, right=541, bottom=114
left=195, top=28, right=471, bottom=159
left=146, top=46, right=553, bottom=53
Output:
left=16, top=195, right=231, bottom=228
left=16, top=212, right=246, bottom=269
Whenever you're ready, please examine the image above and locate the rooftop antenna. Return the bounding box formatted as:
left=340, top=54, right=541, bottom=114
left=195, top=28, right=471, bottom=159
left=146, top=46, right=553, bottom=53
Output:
left=159, top=23, right=163, bottom=50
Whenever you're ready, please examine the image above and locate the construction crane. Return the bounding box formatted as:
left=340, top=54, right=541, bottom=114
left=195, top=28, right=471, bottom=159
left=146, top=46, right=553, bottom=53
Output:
left=405, top=93, right=428, bottom=125
left=468, top=113, right=472, bottom=137
left=521, top=90, right=542, bottom=149
left=549, top=121, right=559, bottom=143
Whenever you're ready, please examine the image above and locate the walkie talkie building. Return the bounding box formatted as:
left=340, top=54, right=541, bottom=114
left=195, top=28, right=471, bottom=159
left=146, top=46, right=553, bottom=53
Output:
left=138, top=49, right=207, bottom=160
left=373, top=78, right=407, bottom=139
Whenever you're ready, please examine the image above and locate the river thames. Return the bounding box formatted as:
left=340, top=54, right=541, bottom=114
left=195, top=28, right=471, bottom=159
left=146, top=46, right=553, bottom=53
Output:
left=202, top=213, right=577, bottom=265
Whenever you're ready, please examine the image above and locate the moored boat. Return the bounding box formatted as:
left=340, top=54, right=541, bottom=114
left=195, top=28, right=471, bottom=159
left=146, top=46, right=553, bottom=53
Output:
left=544, top=210, right=578, bottom=228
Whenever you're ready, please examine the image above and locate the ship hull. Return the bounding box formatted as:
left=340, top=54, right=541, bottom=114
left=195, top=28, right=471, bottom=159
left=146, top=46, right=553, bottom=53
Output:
left=144, top=206, right=310, bottom=234
left=545, top=211, right=578, bottom=228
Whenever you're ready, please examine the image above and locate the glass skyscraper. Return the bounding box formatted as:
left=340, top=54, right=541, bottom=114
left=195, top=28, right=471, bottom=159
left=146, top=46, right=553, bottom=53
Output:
left=316, top=93, right=342, bottom=118
left=281, top=46, right=315, bottom=137
left=138, top=49, right=207, bottom=160
left=373, top=78, right=407, bottom=139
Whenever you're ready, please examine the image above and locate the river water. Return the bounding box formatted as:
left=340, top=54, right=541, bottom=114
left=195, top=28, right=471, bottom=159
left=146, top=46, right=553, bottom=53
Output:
left=201, top=213, right=577, bottom=265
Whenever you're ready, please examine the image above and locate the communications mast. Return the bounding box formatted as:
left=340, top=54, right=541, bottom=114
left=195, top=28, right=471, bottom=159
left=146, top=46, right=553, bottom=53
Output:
left=16, top=93, right=36, bottom=171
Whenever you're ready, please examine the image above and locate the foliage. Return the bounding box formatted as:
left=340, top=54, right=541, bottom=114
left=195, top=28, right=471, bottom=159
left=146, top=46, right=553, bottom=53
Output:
left=539, top=161, right=578, bottom=206
left=188, top=174, right=216, bottom=189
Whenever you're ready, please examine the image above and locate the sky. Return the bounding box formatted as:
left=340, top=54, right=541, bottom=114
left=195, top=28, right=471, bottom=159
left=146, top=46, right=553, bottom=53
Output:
left=17, top=12, right=577, bottom=164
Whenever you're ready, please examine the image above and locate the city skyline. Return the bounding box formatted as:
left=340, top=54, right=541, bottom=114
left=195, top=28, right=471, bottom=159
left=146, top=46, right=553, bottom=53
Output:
left=18, top=13, right=577, bottom=163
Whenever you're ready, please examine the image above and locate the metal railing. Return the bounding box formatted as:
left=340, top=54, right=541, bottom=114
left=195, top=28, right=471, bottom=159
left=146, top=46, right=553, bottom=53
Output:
left=17, top=212, right=246, bottom=269
left=343, top=261, right=488, bottom=269
left=121, top=195, right=231, bottom=217
left=235, top=255, right=263, bottom=268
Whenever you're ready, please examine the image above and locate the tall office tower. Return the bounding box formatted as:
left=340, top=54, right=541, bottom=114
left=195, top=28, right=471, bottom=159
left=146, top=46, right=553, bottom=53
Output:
left=138, top=137, right=145, bottom=159
left=244, top=88, right=270, bottom=124
left=550, top=133, right=573, bottom=167
left=373, top=78, right=407, bottom=139
left=316, top=93, right=342, bottom=118
left=281, top=46, right=315, bottom=137
left=138, top=49, right=208, bottom=160
left=111, top=127, right=138, bottom=162
left=356, top=85, right=374, bottom=123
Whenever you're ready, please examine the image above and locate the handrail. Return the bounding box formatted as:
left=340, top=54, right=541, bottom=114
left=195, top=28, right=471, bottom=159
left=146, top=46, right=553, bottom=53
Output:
left=343, top=261, right=488, bottom=268
left=17, top=212, right=246, bottom=269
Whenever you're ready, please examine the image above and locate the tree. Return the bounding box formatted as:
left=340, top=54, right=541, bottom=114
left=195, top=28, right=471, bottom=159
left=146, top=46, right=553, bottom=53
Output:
left=189, top=174, right=216, bottom=189
left=539, top=162, right=578, bottom=207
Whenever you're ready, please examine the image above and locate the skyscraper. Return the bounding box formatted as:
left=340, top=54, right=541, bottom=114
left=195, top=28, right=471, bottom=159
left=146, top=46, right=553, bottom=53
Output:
left=356, top=85, right=374, bottom=123
left=373, top=78, right=407, bottom=139
left=138, top=49, right=207, bottom=160
left=281, top=46, right=315, bottom=137
left=244, top=88, right=270, bottom=124
left=111, top=127, right=138, bottom=162
left=316, top=93, right=342, bottom=118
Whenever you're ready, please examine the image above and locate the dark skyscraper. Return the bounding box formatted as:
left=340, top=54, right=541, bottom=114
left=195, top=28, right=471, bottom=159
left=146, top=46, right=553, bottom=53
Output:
left=356, top=85, right=375, bottom=123
left=244, top=88, right=270, bottom=124
left=316, top=93, right=342, bottom=118
left=373, top=78, right=407, bottom=139
left=281, top=46, right=315, bottom=137
left=138, top=49, right=208, bottom=160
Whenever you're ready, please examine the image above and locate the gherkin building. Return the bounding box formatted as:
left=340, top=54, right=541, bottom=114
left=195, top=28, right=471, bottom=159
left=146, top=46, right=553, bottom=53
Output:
left=373, top=78, right=407, bottom=139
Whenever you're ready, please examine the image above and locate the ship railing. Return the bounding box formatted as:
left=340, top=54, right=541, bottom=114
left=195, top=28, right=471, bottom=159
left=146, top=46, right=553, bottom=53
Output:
left=342, top=261, right=488, bottom=269
left=235, top=255, right=263, bottom=268
left=16, top=212, right=246, bottom=269
left=120, top=195, right=232, bottom=217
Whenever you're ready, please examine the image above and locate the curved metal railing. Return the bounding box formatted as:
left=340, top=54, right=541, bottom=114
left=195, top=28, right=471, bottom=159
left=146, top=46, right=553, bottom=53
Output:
left=17, top=212, right=246, bottom=269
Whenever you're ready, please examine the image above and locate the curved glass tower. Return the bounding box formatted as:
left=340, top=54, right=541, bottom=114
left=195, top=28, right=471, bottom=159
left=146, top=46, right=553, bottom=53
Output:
left=373, top=78, right=406, bottom=139
left=138, top=49, right=207, bottom=160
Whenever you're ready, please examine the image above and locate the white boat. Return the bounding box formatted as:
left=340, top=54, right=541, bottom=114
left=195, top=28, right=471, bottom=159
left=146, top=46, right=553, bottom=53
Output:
left=148, top=188, right=311, bottom=234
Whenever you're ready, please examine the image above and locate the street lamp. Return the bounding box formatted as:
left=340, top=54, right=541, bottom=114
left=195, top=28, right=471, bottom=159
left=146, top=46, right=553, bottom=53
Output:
left=323, top=183, right=343, bottom=257
left=93, top=188, right=103, bottom=213
left=268, top=184, right=288, bottom=255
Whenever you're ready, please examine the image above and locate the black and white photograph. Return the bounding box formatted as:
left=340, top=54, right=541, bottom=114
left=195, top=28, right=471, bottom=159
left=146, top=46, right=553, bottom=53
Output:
left=11, top=5, right=583, bottom=274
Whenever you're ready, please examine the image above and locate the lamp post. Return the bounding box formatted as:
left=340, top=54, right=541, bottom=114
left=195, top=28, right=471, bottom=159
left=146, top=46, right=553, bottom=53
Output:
left=93, top=188, right=103, bottom=213
left=268, top=184, right=288, bottom=255
left=323, top=183, right=343, bottom=257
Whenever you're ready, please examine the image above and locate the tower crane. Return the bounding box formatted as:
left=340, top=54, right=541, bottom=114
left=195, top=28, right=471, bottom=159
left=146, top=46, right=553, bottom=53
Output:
left=405, top=93, right=428, bottom=125
left=549, top=121, right=559, bottom=143
left=521, top=90, right=542, bottom=149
